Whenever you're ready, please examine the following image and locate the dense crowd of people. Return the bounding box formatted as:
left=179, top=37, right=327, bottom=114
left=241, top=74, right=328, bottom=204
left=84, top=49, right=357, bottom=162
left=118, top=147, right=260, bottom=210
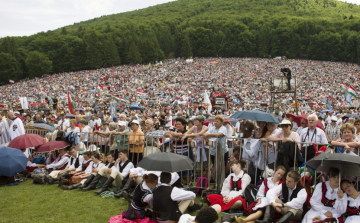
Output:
left=1, top=57, right=360, bottom=223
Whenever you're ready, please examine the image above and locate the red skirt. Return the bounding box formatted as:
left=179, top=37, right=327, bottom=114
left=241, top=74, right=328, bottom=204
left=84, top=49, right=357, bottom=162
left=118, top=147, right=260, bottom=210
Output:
left=207, top=194, right=246, bottom=212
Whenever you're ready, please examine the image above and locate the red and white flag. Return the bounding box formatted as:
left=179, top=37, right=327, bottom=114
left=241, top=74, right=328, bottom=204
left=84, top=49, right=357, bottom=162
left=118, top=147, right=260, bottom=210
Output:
left=67, top=89, right=75, bottom=114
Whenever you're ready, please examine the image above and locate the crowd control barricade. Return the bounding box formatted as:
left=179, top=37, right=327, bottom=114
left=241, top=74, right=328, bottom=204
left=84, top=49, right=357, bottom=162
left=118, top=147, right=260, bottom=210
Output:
left=29, top=129, right=360, bottom=191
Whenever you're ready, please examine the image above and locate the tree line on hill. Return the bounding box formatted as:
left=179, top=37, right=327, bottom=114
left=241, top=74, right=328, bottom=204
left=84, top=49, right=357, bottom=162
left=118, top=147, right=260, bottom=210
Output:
left=0, top=0, right=359, bottom=83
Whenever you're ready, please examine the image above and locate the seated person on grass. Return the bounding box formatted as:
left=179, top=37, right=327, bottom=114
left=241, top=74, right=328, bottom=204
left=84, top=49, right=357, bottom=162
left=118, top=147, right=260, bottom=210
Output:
left=153, top=172, right=203, bottom=223
left=92, top=149, right=134, bottom=195
left=60, top=151, right=96, bottom=190
left=81, top=152, right=115, bottom=191
left=45, top=148, right=70, bottom=184
left=114, top=166, right=181, bottom=200
left=109, top=174, right=159, bottom=222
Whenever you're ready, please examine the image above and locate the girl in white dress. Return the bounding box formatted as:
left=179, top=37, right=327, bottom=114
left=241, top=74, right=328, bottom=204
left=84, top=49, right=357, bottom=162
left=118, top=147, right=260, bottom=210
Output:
left=341, top=179, right=360, bottom=223
left=235, top=165, right=286, bottom=223
left=302, top=167, right=347, bottom=223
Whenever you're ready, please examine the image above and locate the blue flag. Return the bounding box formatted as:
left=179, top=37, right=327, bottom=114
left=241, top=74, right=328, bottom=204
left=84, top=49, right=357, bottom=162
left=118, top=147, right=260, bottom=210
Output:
left=346, top=93, right=353, bottom=106
left=328, top=98, right=332, bottom=111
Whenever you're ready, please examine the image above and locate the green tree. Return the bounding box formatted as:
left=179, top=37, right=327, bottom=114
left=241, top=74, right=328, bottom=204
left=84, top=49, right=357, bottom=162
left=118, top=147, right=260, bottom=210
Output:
left=126, top=42, right=142, bottom=64
left=61, top=27, right=67, bottom=35
left=181, top=33, right=193, bottom=58
left=25, top=51, right=52, bottom=78
left=0, top=53, right=22, bottom=82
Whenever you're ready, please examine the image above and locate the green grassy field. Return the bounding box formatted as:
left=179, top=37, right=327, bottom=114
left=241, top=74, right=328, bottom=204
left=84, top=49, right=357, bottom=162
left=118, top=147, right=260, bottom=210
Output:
left=0, top=180, right=126, bottom=223
left=0, top=180, right=242, bottom=223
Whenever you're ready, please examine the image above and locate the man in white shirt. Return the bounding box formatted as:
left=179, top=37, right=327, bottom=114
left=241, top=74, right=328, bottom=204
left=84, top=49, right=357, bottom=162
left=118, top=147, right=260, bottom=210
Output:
left=56, top=113, right=70, bottom=131
left=300, top=114, right=328, bottom=161
left=257, top=171, right=307, bottom=223
left=166, top=112, right=173, bottom=126
left=94, top=149, right=134, bottom=195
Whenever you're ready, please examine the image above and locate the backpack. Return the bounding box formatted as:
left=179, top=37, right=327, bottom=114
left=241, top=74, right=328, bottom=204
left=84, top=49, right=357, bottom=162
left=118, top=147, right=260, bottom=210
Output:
left=64, top=131, right=80, bottom=146
left=32, top=169, right=46, bottom=184
left=243, top=184, right=258, bottom=207
left=195, top=177, right=209, bottom=195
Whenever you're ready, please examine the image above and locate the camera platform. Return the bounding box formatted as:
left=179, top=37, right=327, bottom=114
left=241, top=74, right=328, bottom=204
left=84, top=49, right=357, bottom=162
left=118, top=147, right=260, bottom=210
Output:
left=270, top=77, right=299, bottom=114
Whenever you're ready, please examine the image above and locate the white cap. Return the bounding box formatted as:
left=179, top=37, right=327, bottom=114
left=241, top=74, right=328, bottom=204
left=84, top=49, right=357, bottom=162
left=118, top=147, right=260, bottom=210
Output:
left=131, top=120, right=139, bottom=125
left=331, top=116, right=338, bottom=122
left=118, top=121, right=126, bottom=126
left=14, top=111, right=20, bottom=114
left=279, top=119, right=292, bottom=125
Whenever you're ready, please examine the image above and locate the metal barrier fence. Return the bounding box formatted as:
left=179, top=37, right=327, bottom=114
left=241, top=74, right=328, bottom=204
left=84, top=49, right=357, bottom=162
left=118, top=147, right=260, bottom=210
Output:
left=28, top=129, right=360, bottom=191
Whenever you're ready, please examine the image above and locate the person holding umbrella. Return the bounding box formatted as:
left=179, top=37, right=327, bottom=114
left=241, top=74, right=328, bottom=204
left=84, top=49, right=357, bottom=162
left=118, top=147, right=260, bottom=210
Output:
left=302, top=167, right=346, bottom=223
left=340, top=179, right=360, bottom=223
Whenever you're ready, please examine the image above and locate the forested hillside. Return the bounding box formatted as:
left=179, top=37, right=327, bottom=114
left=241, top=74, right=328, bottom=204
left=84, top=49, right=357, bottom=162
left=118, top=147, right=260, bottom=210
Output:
left=0, top=0, right=359, bottom=82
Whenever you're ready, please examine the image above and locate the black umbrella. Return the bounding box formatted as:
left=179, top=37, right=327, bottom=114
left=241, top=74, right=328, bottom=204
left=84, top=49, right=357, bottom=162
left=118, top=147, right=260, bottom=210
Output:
left=342, top=114, right=359, bottom=120
left=137, top=153, right=193, bottom=172
left=306, top=153, right=360, bottom=176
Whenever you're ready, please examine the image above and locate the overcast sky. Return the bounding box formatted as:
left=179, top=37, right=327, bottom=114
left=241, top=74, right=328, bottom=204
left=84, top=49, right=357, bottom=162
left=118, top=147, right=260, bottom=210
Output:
left=0, top=0, right=359, bottom=37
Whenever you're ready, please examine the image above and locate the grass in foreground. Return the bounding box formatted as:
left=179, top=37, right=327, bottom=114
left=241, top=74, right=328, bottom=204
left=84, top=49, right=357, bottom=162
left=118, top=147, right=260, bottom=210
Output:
left=0, top=180, right=125, bottom=223
left=0, top=180, right=243, bottom=223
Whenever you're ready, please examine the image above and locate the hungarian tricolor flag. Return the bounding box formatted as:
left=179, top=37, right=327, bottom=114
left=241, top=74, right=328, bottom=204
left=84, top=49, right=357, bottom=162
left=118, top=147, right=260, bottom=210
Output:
left=40, top=90, right=48, bottom=97
left=120, top=98, right=129, bottom=104
left=136, top=90, right=147, bottom=97
left=95, top=93, right=101, bottom=99
left=341, top=82, right=348, bottom=93
left=110, top=93, right=120, bottom=101
left=67, top=89, right=75, bottom=114
left=348, top=86, right=358, bottom=98
left=97, top=84, right=104, bottom=93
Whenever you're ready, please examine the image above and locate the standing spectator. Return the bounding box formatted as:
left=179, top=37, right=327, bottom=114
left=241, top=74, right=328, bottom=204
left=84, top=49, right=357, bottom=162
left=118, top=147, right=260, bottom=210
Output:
left=166, top=112, right=173, bottom=127
left=79, top=119, right=92, bottom=144
left=354, top=119, right=360, bottom=141
left=296, top=118, right=308, bottom=136
left=8, top=112, right=25, bottom=140
left=331, top=123, right=360, bottom=155
left=128, top=120, right=144, bottom=165
left=325, top=116, right=341, bottom=143
left=300, top=114, right=328, bottom=161
left=57, top=113, right=70, bottom=131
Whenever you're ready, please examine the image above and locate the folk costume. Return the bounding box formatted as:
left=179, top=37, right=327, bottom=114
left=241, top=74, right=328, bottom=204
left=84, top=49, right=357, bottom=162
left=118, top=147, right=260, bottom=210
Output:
left=207, top=170, right=251, bottom=211
left=302, top=181, right=346, bottom=223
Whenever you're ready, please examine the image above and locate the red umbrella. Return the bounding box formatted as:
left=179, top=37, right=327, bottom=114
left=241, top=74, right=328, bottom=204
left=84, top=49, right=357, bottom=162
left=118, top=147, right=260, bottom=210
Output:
left=0, top=104, right=3, bottom=107
left=35, top=141, right=70, bottom=153
left=298, top=114, right=325, bottom=131
left=8, top=134, right=46, bottom=149
left=30, top=103, right=38, bottom=106
left=285, top=113, right=300, bottom=126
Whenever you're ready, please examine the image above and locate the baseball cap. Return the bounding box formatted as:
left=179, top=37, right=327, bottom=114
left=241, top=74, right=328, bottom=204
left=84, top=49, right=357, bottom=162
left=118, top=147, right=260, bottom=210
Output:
left=118, top=121, right=126, bottom=126
left=131, top=120, right=139, bottom=125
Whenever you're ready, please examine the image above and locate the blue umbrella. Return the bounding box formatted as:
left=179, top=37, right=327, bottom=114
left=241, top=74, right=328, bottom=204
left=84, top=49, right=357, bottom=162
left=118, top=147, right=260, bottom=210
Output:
left=235, top=110, right=280, bottom=123
left=130, top=106, right=143, bottom=111
left=0, top=147, right=27, bottom=177
left=230, top=111, right=243, bottom=119
left=75, top=108, right=85, bottom=111
left=320, top=109, right=332, bottom=113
